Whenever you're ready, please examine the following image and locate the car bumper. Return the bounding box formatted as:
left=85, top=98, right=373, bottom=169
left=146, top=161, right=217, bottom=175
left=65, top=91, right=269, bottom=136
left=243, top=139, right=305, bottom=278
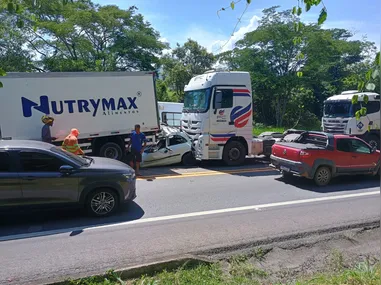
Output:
left=121, top=179, right=137, bottom=202
left=270, top=155, right=312, bottom=178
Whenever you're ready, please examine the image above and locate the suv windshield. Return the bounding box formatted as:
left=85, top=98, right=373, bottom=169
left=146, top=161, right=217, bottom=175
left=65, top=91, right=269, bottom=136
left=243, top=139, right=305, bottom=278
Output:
left=183, top=88, right=211, bottom=113
left=51, top=146, right=87, bottom=165
left=324, top=101, right=361, bottom=118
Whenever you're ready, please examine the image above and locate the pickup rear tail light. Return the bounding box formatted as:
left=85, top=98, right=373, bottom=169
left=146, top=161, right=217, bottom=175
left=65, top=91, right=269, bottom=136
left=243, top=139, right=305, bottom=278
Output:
left=300, top=150, right=310, bottom=157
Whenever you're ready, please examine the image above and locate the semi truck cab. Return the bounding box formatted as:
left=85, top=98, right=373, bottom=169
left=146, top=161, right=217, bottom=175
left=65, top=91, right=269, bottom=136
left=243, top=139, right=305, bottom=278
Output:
left=181, top=71, right=254, bottom=166
left=322, top=90, right=380, bottom=149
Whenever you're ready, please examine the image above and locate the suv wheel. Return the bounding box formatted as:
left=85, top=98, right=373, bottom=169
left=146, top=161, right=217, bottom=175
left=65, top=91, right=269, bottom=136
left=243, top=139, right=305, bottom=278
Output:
left=313, top=166, right=332, bottom=186
left=86, top=188, right=119, bottom=217
left=223, top=141, right=246, bottom=166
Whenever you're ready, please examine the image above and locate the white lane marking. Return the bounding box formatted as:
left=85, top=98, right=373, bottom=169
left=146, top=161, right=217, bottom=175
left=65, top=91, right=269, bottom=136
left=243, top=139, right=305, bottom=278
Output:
left=0, top=190, right=379, bottom=242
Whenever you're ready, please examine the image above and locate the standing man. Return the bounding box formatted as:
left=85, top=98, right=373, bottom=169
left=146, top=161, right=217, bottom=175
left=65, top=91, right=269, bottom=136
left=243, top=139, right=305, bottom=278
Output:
left=41, top=115, right=57, bottom=144
left=62, top=128, right=84, bottom=155
left=128, top=124, right=147, bottom=176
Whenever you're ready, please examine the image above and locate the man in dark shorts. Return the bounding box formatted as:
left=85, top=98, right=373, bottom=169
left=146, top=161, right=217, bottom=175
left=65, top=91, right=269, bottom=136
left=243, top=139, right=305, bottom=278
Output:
left=127, top=124, right=147, bottom=176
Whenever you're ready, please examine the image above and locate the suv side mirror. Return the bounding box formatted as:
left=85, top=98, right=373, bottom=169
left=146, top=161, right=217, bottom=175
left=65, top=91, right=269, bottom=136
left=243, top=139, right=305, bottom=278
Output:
left=60, top=165, right=74, bottom=174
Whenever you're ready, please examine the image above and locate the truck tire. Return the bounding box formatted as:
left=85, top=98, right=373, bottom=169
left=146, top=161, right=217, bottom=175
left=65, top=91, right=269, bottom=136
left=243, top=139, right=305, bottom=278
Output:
left=366, top=134, right=380, bottom=150
left=182, top=152, right=196, bottom=166
left=85, top=188, right=119, bottom=217
left=313, top=166, right=332, bottom=186
left=99, top=142, right=123, bottom=160
left=223, top=141, right=246, bottom=166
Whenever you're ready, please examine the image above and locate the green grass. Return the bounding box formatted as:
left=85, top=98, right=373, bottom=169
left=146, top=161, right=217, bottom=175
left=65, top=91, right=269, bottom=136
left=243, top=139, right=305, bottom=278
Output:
left=253, top=125, right=285, bottom=136
left=64, top=260, right=380, bottom=285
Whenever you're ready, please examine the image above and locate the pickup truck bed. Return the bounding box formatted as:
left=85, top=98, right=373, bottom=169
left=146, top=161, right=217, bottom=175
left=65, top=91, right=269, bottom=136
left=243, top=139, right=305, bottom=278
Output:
left=274, top=142, right=325, bottom=150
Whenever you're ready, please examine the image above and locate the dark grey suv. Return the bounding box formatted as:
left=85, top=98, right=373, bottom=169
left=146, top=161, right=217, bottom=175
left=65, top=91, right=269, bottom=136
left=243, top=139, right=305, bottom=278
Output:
left=0, top=140, right=136, bottom=217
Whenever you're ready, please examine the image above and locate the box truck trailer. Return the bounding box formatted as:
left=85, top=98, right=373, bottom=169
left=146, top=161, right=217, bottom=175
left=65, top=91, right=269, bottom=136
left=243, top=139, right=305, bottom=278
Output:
left=0, top=72, right=160, bottom=160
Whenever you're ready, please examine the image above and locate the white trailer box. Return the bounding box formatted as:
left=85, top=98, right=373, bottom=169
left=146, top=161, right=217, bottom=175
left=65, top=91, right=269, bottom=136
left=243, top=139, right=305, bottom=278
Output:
left=0, top=72, right=160, bottom=160
left=158, top=101, right=183, bottom=127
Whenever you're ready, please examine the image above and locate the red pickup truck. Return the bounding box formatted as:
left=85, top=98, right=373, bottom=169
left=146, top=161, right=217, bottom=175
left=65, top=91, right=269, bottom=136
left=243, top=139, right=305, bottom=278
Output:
left=270, top=131, right=380, bottom=186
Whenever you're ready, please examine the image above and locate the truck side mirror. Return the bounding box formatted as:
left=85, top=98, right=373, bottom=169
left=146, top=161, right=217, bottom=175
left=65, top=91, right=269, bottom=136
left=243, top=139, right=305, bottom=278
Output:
left=214, top=91, right=223, bottom=113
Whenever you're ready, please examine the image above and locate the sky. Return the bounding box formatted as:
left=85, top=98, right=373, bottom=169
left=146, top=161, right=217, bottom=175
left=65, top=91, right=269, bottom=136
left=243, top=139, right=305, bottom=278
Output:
left=94, top=0, right=380, bottom=54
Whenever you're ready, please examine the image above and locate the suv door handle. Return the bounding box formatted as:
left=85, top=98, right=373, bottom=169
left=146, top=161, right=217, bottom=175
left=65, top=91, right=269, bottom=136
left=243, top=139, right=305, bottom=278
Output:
left=22, top=176, right=36, bottom=181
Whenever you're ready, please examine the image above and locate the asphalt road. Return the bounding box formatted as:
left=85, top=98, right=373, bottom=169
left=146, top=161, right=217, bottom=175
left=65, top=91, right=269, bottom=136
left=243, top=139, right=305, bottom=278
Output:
left=0, top=160, right=379, bottom=284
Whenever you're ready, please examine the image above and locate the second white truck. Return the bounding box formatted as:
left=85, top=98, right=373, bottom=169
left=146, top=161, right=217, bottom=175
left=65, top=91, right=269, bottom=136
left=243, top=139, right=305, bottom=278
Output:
left=0, top=72, right=160, bottom=160
left=322, top=90, right=380, bottom=149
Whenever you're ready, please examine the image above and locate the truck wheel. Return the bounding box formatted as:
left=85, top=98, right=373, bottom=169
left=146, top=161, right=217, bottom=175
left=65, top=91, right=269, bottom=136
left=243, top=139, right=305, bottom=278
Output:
left=223, top=141, right=246, bottom=166
left=182, top=152, right=196, bottom=166
left=366, top=134, right=380, bottom=150
left=99, top=142, right=123, bottom=160
left=86, top=188, right=119, bottom=217
left=313, top=166, right=332, bottom=186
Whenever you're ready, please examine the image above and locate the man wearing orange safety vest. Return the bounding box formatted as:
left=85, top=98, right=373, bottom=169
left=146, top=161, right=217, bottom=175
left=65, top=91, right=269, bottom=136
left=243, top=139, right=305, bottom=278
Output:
left=62, top=128, right=84, bottom=155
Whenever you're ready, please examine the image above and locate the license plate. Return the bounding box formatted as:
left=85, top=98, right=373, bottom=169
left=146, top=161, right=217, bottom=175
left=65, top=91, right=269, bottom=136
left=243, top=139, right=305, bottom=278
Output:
left=280, top=166, right=290, bottom=172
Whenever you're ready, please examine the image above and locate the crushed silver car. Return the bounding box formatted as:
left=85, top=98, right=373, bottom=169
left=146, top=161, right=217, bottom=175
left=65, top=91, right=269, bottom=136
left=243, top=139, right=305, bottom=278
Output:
left=141, top=125, right=196, bottom=167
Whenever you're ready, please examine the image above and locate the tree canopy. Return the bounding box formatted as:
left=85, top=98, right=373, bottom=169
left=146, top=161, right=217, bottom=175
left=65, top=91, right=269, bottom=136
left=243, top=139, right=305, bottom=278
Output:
left=0, top=0, right=379, bottom=129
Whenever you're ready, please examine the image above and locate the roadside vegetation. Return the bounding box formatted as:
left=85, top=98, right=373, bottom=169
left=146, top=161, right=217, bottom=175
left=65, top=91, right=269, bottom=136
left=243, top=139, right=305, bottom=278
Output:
left=0, top=1, right=379, bottom=129
left=64, top=256, right=380, bottom=285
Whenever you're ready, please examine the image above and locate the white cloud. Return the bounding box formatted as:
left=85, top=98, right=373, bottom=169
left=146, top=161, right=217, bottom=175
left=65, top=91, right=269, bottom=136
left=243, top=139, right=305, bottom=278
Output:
left=159, top=37, right=172, bottom=55
left=300, top=14, right=380, bottom=48
left=211, top=15, right=260, bottom=54
left=168, top=14, right=261, bottom=55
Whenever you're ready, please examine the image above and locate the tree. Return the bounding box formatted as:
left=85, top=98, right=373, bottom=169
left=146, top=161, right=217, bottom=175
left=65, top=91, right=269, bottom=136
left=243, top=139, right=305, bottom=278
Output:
left=218, top=6, right=371, bottom=128
left=220, top=7, right=305, bottom=127
left=161, top=39, right=214, bottom=101
left=14, top=0, right=167, bottom=72
left=0, top=14, right=34, bottom=72
left=221, top=0, right=380, bottom=123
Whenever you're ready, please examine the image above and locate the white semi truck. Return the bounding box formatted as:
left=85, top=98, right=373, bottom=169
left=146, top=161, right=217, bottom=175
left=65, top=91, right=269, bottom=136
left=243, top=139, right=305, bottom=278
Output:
left=180, top=70, right=269, bottom=166
left=322, top=90, right=380, bottom=149
left=0, top=72, right=160, bottom=160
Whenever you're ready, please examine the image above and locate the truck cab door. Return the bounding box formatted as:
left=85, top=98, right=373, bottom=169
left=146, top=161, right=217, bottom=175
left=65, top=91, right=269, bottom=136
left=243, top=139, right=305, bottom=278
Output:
left=210, top=88, right=235, bottom=143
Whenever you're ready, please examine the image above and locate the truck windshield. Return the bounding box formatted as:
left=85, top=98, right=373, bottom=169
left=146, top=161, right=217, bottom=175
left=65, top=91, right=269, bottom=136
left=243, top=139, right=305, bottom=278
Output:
left=183, top=88, right=211, bottom=113
left=324, top=101, right=360, bottom=118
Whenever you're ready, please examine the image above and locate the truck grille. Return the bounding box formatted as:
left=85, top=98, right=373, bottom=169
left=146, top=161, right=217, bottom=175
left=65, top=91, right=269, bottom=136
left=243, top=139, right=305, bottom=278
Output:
left=322, top=119, right=348, bottom=134
left=181, top=120, right=201, bottom=139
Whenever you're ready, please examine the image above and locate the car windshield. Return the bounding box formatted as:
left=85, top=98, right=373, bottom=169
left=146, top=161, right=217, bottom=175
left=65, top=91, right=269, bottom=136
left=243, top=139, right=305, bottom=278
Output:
left=324, top=101, right=361, bottom=118
left=50, top=146, right=87, bottom=165
left=183, top=88, right=211, bottom=113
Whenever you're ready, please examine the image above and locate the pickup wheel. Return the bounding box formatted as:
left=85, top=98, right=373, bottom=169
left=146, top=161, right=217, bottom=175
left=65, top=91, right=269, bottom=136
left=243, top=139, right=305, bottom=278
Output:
left=99, top=142, right=123, bottom=160
left=281, top=171, right=293, bottom=179
left=313, top=166, right=332, bottom=186
left=223, top=141, right=246, bottom=166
